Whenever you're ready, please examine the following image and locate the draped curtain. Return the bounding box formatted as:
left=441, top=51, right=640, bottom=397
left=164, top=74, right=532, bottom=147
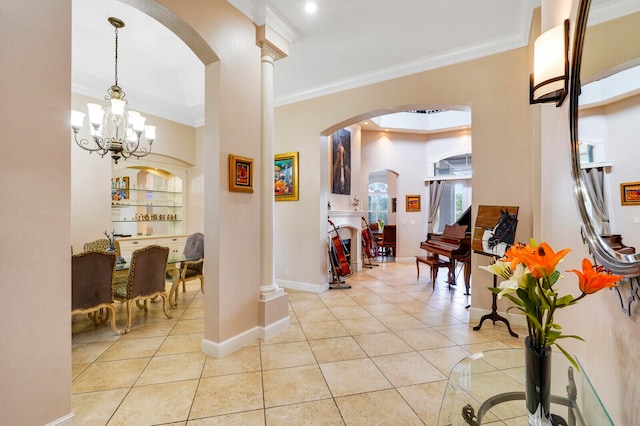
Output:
left=426, top=180, right=445, bottom=234
left=581, top=167, right=610, bottom=235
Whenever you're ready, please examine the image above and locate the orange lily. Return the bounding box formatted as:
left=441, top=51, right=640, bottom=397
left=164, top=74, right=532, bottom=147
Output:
left=503, top=241, right=570, bottom=279
left=568, top=258, right=622, bottom=294
left=501, top=242, right=532, bottom=269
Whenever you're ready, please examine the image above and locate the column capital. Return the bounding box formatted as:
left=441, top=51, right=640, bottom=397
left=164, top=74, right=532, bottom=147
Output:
left=256, top=25, right=289, bottom=61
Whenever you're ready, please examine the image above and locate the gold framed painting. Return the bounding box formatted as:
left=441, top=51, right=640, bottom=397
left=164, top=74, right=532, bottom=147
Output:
left=621, top=181, right=640, bottom=205
left=406, top=194, right=421, bottom=212
left=229, top=154, right=253, bottom=193
left=274, top=152, right=299, bottom=201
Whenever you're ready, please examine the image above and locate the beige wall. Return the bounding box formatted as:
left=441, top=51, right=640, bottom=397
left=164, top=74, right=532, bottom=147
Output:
left=539, top=9, right=640, bottom=425
left=158, top=0, right=266, bottom=344
left=1, top=1, right=73, bottom=424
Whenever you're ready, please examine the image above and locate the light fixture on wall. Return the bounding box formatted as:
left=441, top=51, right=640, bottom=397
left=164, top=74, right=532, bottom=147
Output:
left=71, top=17, right=156, bottom=164
left=529, top=19, right=569, bottom=107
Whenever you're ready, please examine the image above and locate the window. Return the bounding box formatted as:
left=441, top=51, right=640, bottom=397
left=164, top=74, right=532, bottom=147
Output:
left=368, top=182, right=388, bottom=225
left=432, top=153, right=472, bottom=232
left=433, top=179, right=471, bottom=232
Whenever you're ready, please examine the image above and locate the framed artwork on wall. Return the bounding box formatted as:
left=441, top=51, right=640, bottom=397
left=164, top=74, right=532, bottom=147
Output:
left=331, top=128, right=351, bottom=195
left=621, top=181, right=640, bottom=205
left=406, top=194, right=421, bottom=212
left=229, top=154, right=254, bottom=193
left=275, top=151, right=299, bottom=201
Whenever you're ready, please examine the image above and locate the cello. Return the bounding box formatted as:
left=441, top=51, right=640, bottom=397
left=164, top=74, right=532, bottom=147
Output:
left=328, top=219, right=351, bottom=276
left=361, top=217, right=378, bottom=259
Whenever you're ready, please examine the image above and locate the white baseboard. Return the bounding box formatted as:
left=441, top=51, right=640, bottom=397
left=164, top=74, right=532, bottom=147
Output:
left=201, top=316, right=291, bottom=358
left=46, top=413, right=74, bottom=426
left=276, top=278, right=329, bottom=293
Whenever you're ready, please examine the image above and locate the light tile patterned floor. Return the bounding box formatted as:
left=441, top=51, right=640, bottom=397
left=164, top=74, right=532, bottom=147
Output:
left=71, top=259, right=526, bottom=425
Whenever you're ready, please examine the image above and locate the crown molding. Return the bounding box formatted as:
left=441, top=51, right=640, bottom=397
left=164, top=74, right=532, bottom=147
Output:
left=226, top=0, right=299, bottom=42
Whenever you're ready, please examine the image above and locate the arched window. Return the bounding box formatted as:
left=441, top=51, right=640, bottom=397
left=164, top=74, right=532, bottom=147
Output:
left=368, top=182, right=388, bottom=225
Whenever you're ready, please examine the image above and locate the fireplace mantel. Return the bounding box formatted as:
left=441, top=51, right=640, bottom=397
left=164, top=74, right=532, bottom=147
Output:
left=328, top=210, right=366, bottom=272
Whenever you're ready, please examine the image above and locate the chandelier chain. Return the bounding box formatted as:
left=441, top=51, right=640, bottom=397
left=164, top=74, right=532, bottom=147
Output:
left=114, top=26, right=119, bottom=87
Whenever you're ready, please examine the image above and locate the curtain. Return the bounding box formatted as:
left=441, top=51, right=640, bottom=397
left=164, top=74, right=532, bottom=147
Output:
left=581, top=167, right=610, bottom=235
left=426, top=180, right=445, bottom=234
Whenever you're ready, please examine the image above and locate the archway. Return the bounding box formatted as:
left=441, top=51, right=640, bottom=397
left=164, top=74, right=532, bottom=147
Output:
left=321, top=105, right=472, bottom=263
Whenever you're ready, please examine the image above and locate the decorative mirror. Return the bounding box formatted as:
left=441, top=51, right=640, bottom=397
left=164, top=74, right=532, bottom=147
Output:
left=569, top=1, right=640, bottom=281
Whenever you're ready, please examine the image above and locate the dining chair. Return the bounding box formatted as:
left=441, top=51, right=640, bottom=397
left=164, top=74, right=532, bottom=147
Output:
left=380, top=225, right=396, bottom=257
left=113, top=245, right=172, bottom=333
left=178, top=232, right=204, bottom=294
left=72, top=250, right=121, bottom=335
left=83, top=238, right=128, bottom=294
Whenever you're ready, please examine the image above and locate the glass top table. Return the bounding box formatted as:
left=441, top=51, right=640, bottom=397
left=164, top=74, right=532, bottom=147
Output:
left=438, top=348, right=613, bottom=426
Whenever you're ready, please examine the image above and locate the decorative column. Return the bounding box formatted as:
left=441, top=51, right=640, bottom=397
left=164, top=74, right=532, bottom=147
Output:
left=256, top=25, right=290, bottom=333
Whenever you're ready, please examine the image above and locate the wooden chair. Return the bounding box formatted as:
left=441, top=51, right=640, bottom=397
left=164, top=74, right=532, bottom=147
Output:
left=72, top=251, right=121, bottom=335
left=380, top=225, right=396, bottom=257
left=369, top=223, right=383, bottom=246
left=113, top=245, right=172, bottom=333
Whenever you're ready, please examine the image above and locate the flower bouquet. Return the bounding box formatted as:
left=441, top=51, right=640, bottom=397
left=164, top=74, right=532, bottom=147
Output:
left=480, top=239, right=622, bottom=368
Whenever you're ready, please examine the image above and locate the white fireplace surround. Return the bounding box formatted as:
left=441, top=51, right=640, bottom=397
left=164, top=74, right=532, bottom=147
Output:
left=328, top=210, right=365, bottom=272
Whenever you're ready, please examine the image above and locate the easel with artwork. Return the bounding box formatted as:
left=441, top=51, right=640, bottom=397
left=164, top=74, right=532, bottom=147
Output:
left=471, top=205, right=520, bottom=338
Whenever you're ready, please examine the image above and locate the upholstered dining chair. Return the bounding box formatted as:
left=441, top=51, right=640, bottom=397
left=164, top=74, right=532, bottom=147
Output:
left=83, top=238, right=128, bottom=295
left=83, top=238, right=121, bottom=256
left=113, top=245, right=172, bottom=333
left=179, top=232, right=204, bottom=294
left=72, top=250, right=121, bottom=335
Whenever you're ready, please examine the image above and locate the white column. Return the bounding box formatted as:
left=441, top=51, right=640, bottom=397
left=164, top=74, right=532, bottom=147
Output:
left=260, top=49, right=283, bottom=299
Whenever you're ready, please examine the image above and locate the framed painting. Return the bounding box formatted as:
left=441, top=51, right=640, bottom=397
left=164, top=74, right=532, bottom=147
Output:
left=331, top=128, right=351, bottom=195
left=406, top=194, right=421, bottom=212
left=621, top=181, right=640, bottom=205
left=275, top=152, right=299, bottom=201
left=229, top=154, right=253, bottom=193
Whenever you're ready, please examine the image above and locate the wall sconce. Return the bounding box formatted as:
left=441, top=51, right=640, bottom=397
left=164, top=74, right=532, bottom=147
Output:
left=530, top=19, right=569, bottom=106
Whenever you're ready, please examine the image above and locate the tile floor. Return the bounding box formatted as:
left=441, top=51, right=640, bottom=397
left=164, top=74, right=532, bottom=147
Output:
left=71, top=259, right=527, bottom=425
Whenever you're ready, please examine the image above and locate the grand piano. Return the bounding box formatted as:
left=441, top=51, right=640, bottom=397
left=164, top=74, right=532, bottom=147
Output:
left=419, top=207, right=472, bottom=293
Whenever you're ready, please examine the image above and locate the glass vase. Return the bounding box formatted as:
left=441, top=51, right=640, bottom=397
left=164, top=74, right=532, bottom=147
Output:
left=524, top=336, right=552, bottom=426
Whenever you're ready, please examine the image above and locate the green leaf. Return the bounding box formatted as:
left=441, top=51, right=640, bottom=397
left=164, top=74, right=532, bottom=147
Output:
left=555, top=343, right=581, bottom=372
left=555, top=295, right=575, bottom=308
left=555, top=334, right=585, bottom=342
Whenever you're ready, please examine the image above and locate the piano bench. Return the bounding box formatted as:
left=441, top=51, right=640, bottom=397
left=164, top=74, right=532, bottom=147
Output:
left=416, top=256, right=452, bottom=290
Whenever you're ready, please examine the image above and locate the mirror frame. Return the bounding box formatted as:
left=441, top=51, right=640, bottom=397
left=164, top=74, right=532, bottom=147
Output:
left=569, top=0, right=640, bottom=275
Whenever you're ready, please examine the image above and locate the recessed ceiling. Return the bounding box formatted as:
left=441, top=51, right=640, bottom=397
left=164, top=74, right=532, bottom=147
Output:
left=72, top=0, right=639, bottom=128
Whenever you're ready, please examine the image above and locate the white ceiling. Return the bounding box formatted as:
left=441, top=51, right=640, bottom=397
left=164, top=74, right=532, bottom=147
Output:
left=72, top=0, right=638, bottom=128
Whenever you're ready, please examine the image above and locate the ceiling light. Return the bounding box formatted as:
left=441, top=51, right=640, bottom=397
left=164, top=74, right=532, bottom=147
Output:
left=305, top=2, right=318, bottom=14
left=71, top=17, right=156, bottom=164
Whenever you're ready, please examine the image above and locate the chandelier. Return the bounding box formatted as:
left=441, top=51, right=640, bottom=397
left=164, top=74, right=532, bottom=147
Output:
left=71, top=17, right=156, bottom=164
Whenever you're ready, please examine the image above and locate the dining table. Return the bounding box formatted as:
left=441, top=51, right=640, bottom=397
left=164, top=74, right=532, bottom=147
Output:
left=116, top=252, right=202, bottom=307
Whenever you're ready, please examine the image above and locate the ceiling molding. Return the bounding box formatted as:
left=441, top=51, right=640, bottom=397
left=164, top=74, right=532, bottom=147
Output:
left=275, top=30, right=530, bottom=107
left=226, top=0, right=300, bottom=42
left=587, top=0, right=640, bottom=25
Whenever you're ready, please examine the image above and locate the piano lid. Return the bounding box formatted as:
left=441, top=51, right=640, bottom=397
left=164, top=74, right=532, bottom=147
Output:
left=455, top=206, right=472, bottom=232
